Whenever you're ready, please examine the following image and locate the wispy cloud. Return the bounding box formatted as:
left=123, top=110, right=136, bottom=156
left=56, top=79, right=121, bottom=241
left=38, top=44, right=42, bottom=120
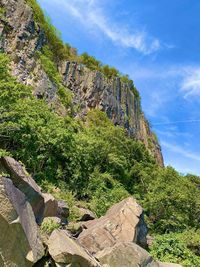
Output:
left=161, top=141, right=200, bottom=161
left=40, top=0, right=161, bottom=55
left=180, top=67, right=200, bottom=98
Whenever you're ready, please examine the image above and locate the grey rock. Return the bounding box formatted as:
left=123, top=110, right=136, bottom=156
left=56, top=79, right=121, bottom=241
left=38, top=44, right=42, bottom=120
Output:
left=48, top=229, right=101, bottom=267
left=95, top=242, right=159, bottom=267
left=77, top=207, right=96, bottom=222
left=43, top=193, right=58, bottom=218
left=57, top=200, right=69, bottom=224
left=0, top=157, right=45, bottom=223
left=0, top=176, right=44, bottom=266
left=78, top=197, right=148, bottom=255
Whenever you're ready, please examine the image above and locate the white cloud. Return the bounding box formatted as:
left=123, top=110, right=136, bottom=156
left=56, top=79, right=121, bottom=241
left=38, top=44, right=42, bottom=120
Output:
left=180, top=67, right=200, bottom=98
left=40, top=0, right=161, bottom=55
left=161, top=141, right=200, bottom=162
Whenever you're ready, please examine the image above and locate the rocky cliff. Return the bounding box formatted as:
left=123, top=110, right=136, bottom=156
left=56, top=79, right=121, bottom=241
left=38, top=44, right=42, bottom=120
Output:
left=0, top=0, right=163, bottom=166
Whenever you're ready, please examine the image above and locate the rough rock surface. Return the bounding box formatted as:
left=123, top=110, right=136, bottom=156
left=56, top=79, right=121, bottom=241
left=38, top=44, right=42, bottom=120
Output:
left=60, top=61, right=163, bottom=166
left=0, top=156, right=45, bottom=222
left=48, top=229, right=101, bottom=267
left=77, top=206, right=96, bottom=222
left=96, top=242, right=159, bottom=267
left=0, top=176, right=44, bottom=266
left=43, top=193, right=58, bottom=218
left=57, top=200, right=69, bottom=224
left=78, top=197, right=148, bottom=254
left=0, top=0, right=163, bottom=166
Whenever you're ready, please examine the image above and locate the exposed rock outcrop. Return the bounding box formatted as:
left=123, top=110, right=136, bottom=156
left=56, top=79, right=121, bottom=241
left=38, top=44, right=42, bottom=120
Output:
left=77, top=206, right=96, bottom=222
left=0, top=156, right=45, bottom=223
left=43, top=193, right=58, bottom=218
left=0, top=0, right=163, bottom=166
left=57, top=200, right=69, bottom=224
left=60, top=61, right=164, bottom=166
left=48, top=229, right=101, bottom=267
left=78, top=197, right=148, bottom=254
left=95, top=242, right=159, bottom=267
left=0, top=176, right=44, bottom=266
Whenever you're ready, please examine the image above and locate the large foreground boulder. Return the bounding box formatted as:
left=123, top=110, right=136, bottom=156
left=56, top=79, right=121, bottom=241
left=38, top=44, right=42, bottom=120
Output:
left=96, top=242, right=159, bottom=267
left=78, top=197, right=148, bottom=254
left=48, top=229, right=101, bottom=267
left=0, top=157, right=45, bottom=222
left=0, top=176, right=44, bottom=266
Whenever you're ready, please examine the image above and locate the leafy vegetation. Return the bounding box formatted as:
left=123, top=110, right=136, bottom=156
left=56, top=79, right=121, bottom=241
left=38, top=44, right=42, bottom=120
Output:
left=37, top=46, right=72, bottom=110
left=41, top=218, right=60, bottom=234
left=1, top=3, right=200, bottom=262
left=26, top=0, right=140, bottom=98
left=150, top=231, right=200, bottom=267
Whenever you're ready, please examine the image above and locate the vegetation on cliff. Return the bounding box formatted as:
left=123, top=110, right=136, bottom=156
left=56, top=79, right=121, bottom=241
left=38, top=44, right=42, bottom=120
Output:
left=0, top=51, right=200, bottom=266
left=0, top=1, right=199, bottom=265
left=26, top=0, right=140, bottom=99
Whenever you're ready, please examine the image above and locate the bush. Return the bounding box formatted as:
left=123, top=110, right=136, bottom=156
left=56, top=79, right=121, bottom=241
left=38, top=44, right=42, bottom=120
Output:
left=27, top=0, right=70, bottom=61
left=0, top=52, right=199, bottom=239
left=37, top=47, right=72, bottom=109
left=150, top=233, right=200, bottom=267
left=87, top=169, right=129, bottom=216
left=41, top=218, right=60, bottom=234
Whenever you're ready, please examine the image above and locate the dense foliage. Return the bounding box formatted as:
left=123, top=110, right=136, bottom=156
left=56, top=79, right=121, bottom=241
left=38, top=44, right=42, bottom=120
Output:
left=150, top=230, right=200, bottom=267
left=1, top=3, right=200, bottom=263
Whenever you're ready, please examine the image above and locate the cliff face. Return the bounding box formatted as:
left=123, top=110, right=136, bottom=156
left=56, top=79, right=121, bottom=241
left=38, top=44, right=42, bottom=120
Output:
left=0, top=0, right=163, bottom=166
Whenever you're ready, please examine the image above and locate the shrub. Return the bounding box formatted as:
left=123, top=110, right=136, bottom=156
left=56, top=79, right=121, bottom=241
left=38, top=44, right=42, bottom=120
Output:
left=41, top=218, right=60, bottom=234
left=150, top=233, right=200, bottom=267
left=87, top=169, right=129, bottom=216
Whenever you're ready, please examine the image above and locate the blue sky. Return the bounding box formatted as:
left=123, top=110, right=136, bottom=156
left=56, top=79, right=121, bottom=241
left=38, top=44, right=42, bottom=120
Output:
left=38, top=0, right=200, bottom=175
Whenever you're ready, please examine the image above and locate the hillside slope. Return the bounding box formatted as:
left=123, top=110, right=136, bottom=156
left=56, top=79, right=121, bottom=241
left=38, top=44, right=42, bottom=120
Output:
left=0, top=0, right=163, bottom=166
left=0, top=1, right=200, bottom=267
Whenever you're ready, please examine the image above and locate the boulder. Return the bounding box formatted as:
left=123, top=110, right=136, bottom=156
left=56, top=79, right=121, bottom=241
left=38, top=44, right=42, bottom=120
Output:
left=96, top=242, right=159, bottom=267
left=77, top=207, right=96, bottom=222
left=0, top=176, right=44, bottom=266
left=57, top=200, right=69, bottom=224
left=43, top=193, right=58, bottom=218
left=48, top=229, right=101, bottom=267
left=0, top=156, right=45, bottom=223
left=78, top=197, right=148, bottom=254
left=158, top=263, right=183, bottom=267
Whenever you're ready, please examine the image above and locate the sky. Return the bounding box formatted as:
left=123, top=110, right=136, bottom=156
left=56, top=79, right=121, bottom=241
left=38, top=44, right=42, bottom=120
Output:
left=38, top=0, right=200, bottom=175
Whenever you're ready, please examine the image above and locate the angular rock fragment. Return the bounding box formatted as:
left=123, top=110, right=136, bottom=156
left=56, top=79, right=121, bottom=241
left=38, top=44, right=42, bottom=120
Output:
left=0, top=176, right=44, bottom=266
left=96, top=242, right=159, bottom=267
left=78, top=197, right=148, bottom=254
left=48, top=229, right=101, bottom=267
left=77, top=206, right=96, bottom=222
left=43, top=193, right=58, bottom=218
left=0, top=156, right=45, bottom=223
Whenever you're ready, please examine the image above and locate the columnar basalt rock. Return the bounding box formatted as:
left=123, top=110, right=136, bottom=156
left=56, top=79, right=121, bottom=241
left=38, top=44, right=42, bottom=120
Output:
left=60, top=61, right=164, bottom=166
left=0, top=157, right=45, bottom=223
left=95, top=242, right=159, bottom=267
left=48, top=229, right=101, bottom=267
left=78, top=197, right=148, bottom=254
left=0, top=0, right=164, bottom=166
left=0, top=176, right=44, bottom=266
